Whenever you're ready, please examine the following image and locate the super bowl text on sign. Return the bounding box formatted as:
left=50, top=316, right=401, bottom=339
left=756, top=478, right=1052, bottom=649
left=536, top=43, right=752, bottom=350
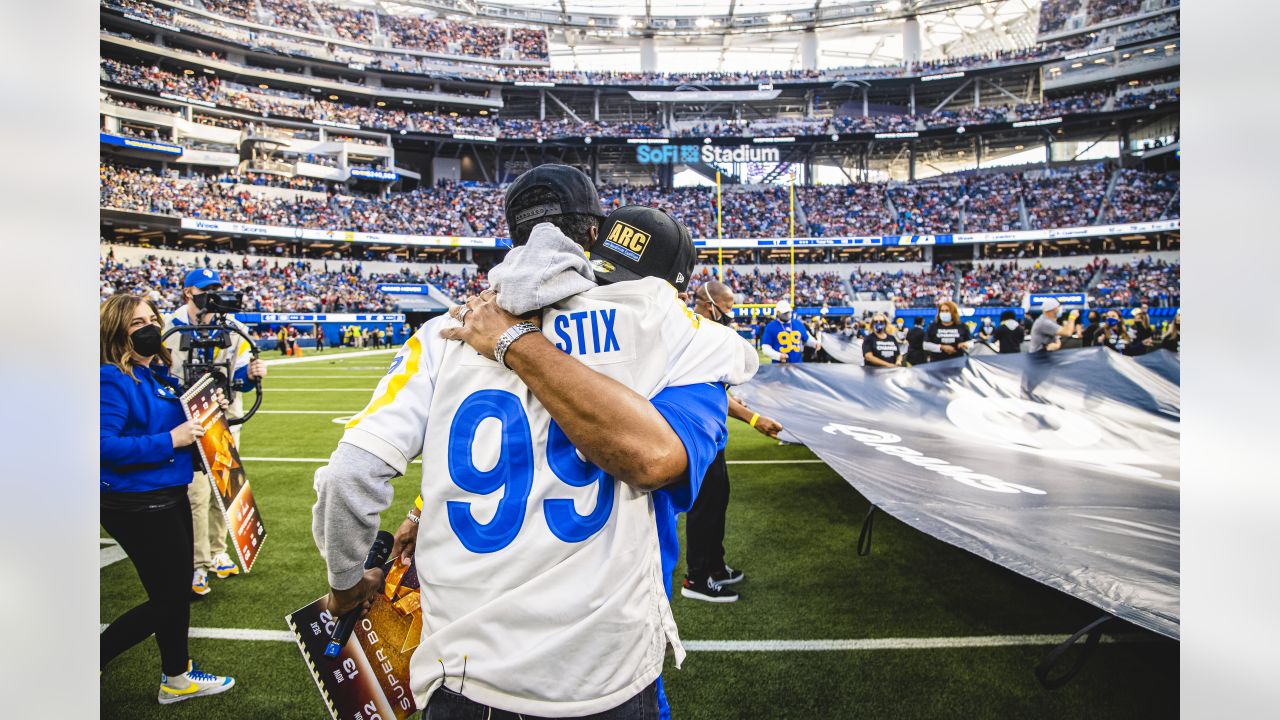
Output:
left=287, top=559, right=423, bottom=720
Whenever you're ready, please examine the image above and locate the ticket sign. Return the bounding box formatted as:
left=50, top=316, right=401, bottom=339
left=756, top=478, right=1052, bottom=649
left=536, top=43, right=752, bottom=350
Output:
left=180, top=375, right=267, bottom=571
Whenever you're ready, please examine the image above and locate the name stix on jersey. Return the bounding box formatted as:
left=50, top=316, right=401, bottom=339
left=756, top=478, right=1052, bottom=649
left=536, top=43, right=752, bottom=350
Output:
left=551, top=308, right=621, bottom=356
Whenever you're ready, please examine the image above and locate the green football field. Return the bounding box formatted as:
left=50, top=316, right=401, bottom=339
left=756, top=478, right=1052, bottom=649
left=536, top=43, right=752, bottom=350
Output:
left=100, top=350, right=1178, bottom=719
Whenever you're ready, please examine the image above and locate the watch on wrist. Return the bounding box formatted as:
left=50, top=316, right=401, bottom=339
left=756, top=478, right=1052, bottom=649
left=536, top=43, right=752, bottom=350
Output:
left=493, top=322, right=541, bottom=369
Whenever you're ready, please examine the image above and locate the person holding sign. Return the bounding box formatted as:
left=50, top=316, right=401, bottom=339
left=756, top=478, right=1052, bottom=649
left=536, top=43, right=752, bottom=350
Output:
left=99, top=294, right=236, bottom=705
left=165, top=268, right=266, bottom=596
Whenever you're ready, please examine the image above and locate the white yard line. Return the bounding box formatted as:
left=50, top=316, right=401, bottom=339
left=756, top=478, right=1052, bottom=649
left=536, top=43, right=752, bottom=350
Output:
left=100, top=540, right=128, bottom=569
left=239, top=456, right=820, bottom=466
left=97, top=625, right=1144, bottom=650
left=258, top=375, right=385, bottom=379
left=262, top=349, right=396, bottom=367
left=255, top=410, right=362, bottom=415
left=257, top=388, right=379, bottom=392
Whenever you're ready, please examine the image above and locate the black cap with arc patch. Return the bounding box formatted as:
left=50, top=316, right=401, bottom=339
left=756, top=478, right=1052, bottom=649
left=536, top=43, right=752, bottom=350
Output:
left=590, top=205, right=696, bottom=292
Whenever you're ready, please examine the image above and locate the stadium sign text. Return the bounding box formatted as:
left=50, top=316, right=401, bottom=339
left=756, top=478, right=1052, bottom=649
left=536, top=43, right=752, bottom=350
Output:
left=636, top=144, right=780, bottom=165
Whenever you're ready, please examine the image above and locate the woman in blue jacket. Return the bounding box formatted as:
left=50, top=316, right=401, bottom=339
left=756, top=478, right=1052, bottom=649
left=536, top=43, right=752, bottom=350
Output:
left=99, top=294, right=235, bottom=704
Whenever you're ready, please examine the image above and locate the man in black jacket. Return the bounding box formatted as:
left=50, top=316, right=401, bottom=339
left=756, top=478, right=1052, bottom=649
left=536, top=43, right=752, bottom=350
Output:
left=904, top=317, right=928, bottom=365
left=992, top=310, right=1025, bottom=354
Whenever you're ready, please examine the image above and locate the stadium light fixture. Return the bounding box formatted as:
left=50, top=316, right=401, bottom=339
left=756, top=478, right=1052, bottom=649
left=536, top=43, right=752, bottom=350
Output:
left=329, top=95, right=339, bottom=100
left=695, top=17, right=714, bottom=29
left=1014, top=144, right=1023, bottom=150
left=183, top=69, right=194, bottom=75
left=449, top=111, right=459, bottom=117
left=479, top=109, right=489, bottom=115
left=376, top=100, right=386, bottom=106
left=619, top=15, right=633, bottom=29
left=258, top=83, right=269, bottom=89
left=886, top=0, right=903, bottom=11
left=768, top=13, right=787, bottom=24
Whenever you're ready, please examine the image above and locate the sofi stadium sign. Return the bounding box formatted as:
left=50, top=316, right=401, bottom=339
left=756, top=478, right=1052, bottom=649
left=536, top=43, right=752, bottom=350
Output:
left=636, top=144, right=780, bottom=164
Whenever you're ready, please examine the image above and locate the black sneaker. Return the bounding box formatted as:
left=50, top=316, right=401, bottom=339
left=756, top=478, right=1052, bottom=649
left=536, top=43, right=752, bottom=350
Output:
left=681, top=576, right=739, bottom=603
left=710, top=565, right=744, bottom=585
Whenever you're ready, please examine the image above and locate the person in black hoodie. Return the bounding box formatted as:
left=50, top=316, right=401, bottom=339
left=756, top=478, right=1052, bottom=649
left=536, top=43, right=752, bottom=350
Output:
left=991, top=310, right=1025, bottom=354
left=1081, top=310, right=1103, bottom=347
left=904, top=317, right=928, bottom=365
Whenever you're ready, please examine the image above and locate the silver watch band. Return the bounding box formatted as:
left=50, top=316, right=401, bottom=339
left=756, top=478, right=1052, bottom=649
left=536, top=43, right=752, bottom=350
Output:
left=493, top=322, right=541, bottom=369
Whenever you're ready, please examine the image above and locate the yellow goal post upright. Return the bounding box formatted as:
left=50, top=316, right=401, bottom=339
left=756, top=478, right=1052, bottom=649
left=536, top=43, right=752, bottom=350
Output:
left=716, top=170, right=723, bottom=275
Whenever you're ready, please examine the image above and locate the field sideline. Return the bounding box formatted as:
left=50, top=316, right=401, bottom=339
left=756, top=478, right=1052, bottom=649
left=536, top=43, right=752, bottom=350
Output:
left=100, top=351, right=1178, bottom=719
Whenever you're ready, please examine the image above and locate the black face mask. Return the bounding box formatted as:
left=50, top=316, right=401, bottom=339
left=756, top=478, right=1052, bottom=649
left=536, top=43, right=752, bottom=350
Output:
left=131, top=324, right=164, bottom=357
left=714, top=311, right=732, bottom=327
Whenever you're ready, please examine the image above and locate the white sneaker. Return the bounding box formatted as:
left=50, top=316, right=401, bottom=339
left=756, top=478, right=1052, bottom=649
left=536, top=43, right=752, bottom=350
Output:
left=191, top=569, right=210, bottom=596
left=211, top=552, right=239, bottom=579
left=158, top=661, right=235, bottom=704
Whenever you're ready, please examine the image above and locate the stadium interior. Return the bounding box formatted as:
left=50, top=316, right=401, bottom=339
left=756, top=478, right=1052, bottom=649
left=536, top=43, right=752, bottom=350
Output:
left=99, top=0, right=1181, bottom=717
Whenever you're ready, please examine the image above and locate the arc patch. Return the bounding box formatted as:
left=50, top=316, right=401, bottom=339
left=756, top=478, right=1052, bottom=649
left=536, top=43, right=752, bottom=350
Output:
left=602, top=221, right=650, bottom=261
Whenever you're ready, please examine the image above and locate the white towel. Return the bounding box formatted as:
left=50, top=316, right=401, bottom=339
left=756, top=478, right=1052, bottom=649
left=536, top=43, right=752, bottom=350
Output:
left=489, top=222, right=596, bottom=315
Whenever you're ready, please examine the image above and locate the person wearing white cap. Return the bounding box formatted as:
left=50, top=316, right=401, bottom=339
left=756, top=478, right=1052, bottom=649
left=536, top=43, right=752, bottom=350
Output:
left=760, top=299, right=819, bottom=363
left=1028, top=297, right=1080, bottom=353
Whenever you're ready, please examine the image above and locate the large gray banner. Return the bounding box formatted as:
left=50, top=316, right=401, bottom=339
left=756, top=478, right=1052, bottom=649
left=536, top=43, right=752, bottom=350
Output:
left=735, top=348, right=1180, bottom=639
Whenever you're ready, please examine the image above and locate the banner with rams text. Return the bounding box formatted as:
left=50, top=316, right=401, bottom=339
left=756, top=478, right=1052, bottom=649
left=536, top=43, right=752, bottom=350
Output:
left=735, top=347, right=1180, bottom=639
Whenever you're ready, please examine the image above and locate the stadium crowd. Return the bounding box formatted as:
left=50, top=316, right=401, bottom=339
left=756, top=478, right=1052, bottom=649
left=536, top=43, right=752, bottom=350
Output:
left=100, top=162, right=1180, bottom=239
left=105, top=0, right=1175, bottom=85
left=100, top=163, right=506, bottom=236
left=100, top=250, right=493, bottom=311
left=687, top=268, right=849, bottom=308
left=101, top=56, right=1178, bottom=139
left=1092, top=257, right=1180, bottom=307
left=99, top=243, right=1179, bottom=316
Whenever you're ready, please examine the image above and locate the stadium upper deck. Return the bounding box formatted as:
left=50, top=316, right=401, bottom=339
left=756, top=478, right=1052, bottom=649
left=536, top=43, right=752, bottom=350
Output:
left=103, top=0, right=1176, bottom=86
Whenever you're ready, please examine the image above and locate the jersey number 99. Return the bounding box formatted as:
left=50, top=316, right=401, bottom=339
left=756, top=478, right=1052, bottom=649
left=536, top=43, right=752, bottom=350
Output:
left=446, top=390, right=616, bottom=553
left=777, top=330, right=802, bottom=355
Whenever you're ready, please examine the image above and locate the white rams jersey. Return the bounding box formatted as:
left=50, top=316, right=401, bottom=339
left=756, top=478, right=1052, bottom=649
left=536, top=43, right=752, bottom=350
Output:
left=339, top=277, right=758, bottom=716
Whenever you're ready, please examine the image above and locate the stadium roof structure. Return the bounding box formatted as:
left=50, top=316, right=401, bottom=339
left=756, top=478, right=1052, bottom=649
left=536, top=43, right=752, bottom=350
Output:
left=367, top=0, right=1040, bottom=71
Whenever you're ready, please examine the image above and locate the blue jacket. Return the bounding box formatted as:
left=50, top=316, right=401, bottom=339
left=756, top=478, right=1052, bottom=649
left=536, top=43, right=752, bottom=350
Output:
left=100, top=363, right=195, bottom=494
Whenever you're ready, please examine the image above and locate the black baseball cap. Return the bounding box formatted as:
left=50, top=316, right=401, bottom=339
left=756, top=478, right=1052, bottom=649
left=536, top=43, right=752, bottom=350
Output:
left=504, top=164, right=604, bottom=233
left=591, top=205, right=696, bottom=292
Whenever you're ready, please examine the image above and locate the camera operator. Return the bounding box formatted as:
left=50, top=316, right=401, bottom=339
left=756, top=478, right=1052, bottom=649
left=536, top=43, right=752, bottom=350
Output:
left=100, top=294, right=236, bottom=703
left=164, top=269, right=266, bottom=596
